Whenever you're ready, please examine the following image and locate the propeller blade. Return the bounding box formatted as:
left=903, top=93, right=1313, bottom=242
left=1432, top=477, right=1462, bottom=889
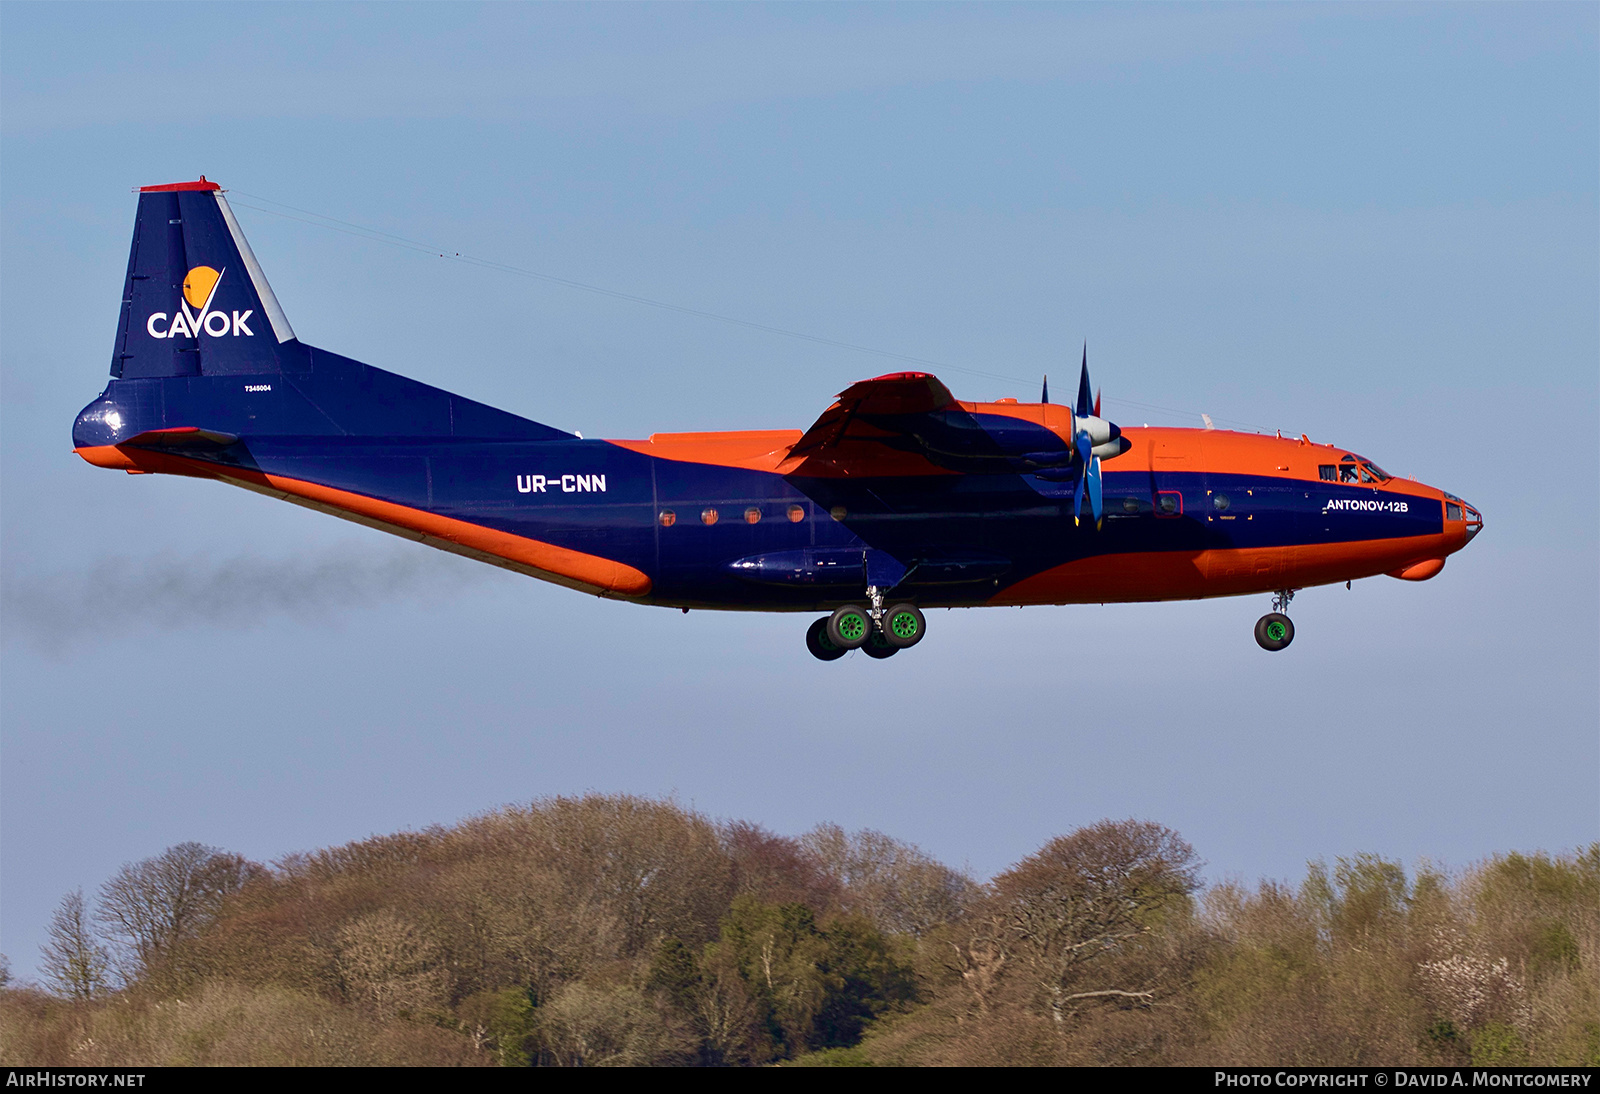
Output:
left=1073, top=429, right=1093, bottom=526
left=1075, top=344, right=1093, bottom=420
left=1094, top=388, right=1101, bottom=418
left=1087, top=453, right=1103, bottom=529
left=1041, top=374, right=1049, bottom=404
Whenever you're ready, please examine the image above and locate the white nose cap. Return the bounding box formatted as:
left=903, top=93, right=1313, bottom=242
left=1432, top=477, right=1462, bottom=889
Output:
left=1076, top=414, right=1118, bottom=446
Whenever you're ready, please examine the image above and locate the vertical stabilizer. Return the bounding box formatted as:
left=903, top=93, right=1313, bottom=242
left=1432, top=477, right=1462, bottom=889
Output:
left=113, top=178, right=302, bottom=379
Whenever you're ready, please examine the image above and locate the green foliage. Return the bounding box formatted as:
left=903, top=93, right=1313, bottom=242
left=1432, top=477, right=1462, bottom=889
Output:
left=783, top=1045, right=874, bottom=1066
left=1529, top=922, right=1580, bottom=980
left=1304, top=854, right=1411, bottom=940
left=1479, top=847, right=1600, bottom=910
left=1471, top=1021, right=1529, bottom=1066
left=1427, top=1019, right=1460, bottom=1047
left=459, top=987, right=536, bottom=1066
left=647, top=937, right=702, bottom=1013
left=706, top=896, right=914, bottom=1058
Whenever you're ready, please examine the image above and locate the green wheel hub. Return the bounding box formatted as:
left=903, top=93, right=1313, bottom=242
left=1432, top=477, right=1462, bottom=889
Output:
left=837, top=612, right=867, bottom=642
left=889, top=611, right=920, bottom=640
left=1266, top=620, right=1287, bottom=642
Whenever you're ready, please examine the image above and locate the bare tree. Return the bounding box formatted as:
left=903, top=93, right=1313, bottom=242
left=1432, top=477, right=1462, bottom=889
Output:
left=96, top=842, right=262, bottom=978
left=337, top=911, right=449, bottom=1018
left=40, top=889, right=111, bottom=1000
left=802, top=824, right=978, bottom=936
left=987, top=820, right=1201, bottom=1023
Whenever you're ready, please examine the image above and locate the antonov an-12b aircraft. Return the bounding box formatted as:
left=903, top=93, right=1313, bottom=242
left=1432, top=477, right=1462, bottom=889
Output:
left=74, top=180, right=1483, bottom=659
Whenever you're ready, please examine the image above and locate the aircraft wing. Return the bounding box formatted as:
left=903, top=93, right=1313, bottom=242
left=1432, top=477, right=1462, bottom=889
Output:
left=781, top=371, right=971, bottom=478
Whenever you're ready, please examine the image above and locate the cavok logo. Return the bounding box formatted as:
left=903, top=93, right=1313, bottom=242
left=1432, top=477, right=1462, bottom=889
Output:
left=145, top=266, right=254, bottom=339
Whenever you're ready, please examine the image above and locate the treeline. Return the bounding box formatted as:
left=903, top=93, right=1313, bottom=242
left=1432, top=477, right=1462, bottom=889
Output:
left=2, top=796, right=1594, bottom=1066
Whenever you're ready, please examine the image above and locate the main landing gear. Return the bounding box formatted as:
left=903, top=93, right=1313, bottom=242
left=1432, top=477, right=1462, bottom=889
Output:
left=805, top=588, right=927, bottom=661
left=1254, top=589, right=1297, bottom=652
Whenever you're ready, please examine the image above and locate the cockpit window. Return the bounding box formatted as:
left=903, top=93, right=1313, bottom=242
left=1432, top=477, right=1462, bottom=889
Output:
left=1330, top=454, right=1391, bottom=483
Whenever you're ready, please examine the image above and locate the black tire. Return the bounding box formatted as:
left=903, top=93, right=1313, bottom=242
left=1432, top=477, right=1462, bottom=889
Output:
left=881, top=603, right=926, bottom=649
left=805, top=617, right=847, bottom=661
left=862, top=629, right=899, bottom=659
left=826, top=604, right=871, bottom=650
left=1254, top=612, right=1295, bottom=652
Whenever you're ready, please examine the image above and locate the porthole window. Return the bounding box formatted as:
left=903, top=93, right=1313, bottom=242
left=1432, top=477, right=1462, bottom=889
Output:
left=829, top=506, right=848, bottom=522
left=701, top=508, right=719, bottom=526
left=1157, top=494, right=1178, bottom=514
left=1122, top=497, right=1140, bottom=514
left=744, top=507, right=761, bottom=525
left=787, top=504, right=805, bottom=523
left=1212, top=493, right=1230, bottom=511
left=658, top=510, right=676, bottom=527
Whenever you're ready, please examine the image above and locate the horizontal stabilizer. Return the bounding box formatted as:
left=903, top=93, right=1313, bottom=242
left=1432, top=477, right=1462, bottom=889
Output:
left=123, top=426, right=240, bottom=449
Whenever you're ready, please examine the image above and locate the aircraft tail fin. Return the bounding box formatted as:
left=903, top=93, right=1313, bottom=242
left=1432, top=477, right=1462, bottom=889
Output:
left=113, top=178, right=301, bottom=379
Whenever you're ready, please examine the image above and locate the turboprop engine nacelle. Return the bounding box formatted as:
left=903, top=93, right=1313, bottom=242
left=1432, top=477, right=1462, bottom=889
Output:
left=1072, top=413, right=1129, bottom=461
left=1073, top=413, right=1120, bottom=447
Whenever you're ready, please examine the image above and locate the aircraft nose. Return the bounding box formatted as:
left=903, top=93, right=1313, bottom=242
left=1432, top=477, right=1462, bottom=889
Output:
left=1446, top=492, right=1484, bottom=543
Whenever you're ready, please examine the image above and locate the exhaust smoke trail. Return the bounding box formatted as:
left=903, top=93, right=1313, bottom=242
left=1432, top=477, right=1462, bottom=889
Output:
left=1, top=545, right=502, bottom=653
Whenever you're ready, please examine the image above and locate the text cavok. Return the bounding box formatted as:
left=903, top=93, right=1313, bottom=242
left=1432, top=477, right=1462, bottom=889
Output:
left=146, top=306, right=254, bottom=339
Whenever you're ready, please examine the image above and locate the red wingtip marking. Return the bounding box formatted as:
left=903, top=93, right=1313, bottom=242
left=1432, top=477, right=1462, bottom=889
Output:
left=139, top=177, right=221, bottom=192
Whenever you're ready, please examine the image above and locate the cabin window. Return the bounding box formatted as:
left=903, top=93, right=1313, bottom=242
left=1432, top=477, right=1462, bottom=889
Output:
left=1156, top=493, right=1180, bottom=515
left=830, top=506, right=848, bottom=521
left=787, top=504, right=805, bottom=523
left=658, top=510, right=676, bottom=527
left=1212, top=493, right=1230, bottom=511
left=744, top=507, right=761, bottom=524
left=1319, top=465, right=1338, bottom=482
left=1445, top=503, right=1462, bottom=521
left=701, top=508, right=719, bottom=525
left=1122, top=497, right=1140, bottom=514
left=1340, top=464, right=1361, bottom=483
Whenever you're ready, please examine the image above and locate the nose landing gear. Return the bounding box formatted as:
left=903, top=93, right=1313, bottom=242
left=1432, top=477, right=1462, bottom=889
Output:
left=1254, top=589, right=1297, bottom=652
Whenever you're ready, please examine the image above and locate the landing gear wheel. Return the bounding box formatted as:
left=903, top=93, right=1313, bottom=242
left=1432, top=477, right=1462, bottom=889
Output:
left=826, top=604, right=871, bottom=650
left=805, top=617, right=847, bottom=661
left=882, top=603, right=926, bottom=649
left=1254, top=612, right=1295, bottom=652
left=862, top=629, right=899, bottom=659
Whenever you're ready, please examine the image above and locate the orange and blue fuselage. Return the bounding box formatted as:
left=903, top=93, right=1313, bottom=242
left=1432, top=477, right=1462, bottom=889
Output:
left=74, top=181, right=1483, bottom=614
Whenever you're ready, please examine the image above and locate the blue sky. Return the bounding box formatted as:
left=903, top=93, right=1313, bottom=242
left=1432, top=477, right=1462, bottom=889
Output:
left=2, top=3, right=1595, bottom=980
